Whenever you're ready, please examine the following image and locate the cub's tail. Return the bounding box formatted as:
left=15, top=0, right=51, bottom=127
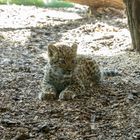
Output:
left=103, top=69, right=121, bottom=77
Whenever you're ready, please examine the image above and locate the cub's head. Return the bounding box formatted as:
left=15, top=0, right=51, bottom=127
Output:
left=48, top=42, right=77, bottom=74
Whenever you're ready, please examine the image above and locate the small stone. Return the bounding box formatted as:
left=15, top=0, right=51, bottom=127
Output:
left=38, top=123, right=53, bottom=133
left=127, top=93, right=134, bottom=100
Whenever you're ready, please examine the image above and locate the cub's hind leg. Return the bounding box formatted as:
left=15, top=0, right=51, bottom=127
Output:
left=77, top=56, right=102, bottom=85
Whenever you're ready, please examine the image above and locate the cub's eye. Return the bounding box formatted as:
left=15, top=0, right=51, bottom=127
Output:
left=72, top=60, right=76, bottom=64
left=59, top=59, right=66, bottom=64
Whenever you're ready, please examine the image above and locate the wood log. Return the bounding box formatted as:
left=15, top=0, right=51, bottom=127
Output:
left=64, top=0, right=125, bottom=10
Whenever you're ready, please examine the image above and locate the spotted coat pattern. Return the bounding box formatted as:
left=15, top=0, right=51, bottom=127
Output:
left=38, top=42, right=102, bottom=100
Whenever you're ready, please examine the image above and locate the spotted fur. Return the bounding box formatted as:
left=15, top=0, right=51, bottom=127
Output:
left=39, top=42, right=102, bottom=100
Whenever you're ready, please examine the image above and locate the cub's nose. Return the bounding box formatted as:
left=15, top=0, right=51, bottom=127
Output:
left=64, top=69, right=72, bottom=75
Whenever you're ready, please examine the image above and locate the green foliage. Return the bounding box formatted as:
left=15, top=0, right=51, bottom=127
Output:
left=13, top=0, right=44, bottom=6
left=45, top=1, right=73, bottom=8
left=0, top=0, right=74, bottom=8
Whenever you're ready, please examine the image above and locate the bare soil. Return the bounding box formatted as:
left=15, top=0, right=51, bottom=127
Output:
left=0, top=4, right=140, bottom=140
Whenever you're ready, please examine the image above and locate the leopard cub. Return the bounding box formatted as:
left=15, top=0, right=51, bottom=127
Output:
left=38, top=42, right=102, bottom=100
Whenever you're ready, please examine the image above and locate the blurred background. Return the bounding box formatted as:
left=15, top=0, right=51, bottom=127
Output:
left=0, top=0, right=74, bottom=8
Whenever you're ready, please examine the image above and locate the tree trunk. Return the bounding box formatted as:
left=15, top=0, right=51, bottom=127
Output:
left=124, top=0, right=140, bottom=52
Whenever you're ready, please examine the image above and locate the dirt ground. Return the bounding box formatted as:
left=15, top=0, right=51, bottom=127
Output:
left=0, top=4, right=140, bottom=140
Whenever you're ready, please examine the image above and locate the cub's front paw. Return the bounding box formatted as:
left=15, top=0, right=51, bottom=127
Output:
left=59, top=90, right=75, bottom=100
left=38, top=91, right=56, bottom=100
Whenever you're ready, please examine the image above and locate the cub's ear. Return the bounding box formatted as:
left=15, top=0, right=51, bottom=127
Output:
left=71, top=43, right=77, bottom=52
left=48, top=43, right=57, bottom=57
